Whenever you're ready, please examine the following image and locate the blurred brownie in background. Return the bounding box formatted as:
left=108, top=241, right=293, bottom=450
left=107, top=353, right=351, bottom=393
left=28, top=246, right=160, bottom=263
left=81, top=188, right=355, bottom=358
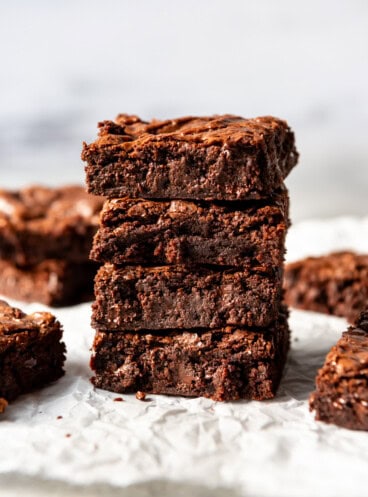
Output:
left=0, top=185, right=103, bottom=306
left=284, top=251, right=368, bottom=323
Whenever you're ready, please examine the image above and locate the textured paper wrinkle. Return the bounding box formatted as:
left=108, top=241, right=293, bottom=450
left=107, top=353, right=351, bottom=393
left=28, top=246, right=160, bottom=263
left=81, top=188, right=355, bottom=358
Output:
left=1, top=217, right=368, bottom=497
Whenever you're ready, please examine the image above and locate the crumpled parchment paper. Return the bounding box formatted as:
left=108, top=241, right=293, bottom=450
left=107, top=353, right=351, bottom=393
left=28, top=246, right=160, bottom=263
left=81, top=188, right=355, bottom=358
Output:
left=1, top=216, right=368, bottom=497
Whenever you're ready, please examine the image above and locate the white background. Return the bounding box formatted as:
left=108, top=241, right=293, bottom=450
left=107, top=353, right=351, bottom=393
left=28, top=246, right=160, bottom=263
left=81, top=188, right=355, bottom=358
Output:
left=1, top=0, right=368, bottom=220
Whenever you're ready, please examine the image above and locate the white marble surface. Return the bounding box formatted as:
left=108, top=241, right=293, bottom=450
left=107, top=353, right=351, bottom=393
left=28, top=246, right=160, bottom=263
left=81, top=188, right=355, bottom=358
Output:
left=1, top=0, right=368, bottom=220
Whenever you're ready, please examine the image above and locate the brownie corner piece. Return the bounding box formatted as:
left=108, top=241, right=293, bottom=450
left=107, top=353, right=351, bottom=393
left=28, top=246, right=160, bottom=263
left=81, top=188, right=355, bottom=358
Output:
left=309, top=309, right=368, bottom=430
left=0, top=300, right=66, bottom=402
left=90, top=306, right=290, bottom=402
left=83, top=113, right=298, bottom=200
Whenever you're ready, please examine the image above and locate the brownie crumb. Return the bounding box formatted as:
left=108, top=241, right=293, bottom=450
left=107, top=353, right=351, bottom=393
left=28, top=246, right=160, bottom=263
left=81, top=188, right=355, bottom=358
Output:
left=0, top=398, right=8, bottom=413
left=65, top=433, right=72, bottom=438
left=114, top=397, right=124, bottom=402
left=136, top=391, right=146, bottom=401
left=57, top=415, right=63, bottom=420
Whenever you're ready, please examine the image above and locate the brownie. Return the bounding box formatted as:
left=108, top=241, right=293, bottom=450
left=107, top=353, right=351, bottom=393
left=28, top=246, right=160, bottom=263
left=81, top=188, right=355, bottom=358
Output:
left=0, top=259, right=98, bottom=307
left=0, top=398, right=7, bottom=413
left=284, top=251, right=368, bottom=323
left=0, top=300, right=65, bottom=402
left=310, top=310, right=368, bottom=430
left=82, top=114, right=298, bottom=200
left=91, top=306, right=290, bottom=401
left=91, top=188, right=289, bottom=267
left=92, top=263, right=283, bottom=331
left=0, top=185, right=103, bottom=266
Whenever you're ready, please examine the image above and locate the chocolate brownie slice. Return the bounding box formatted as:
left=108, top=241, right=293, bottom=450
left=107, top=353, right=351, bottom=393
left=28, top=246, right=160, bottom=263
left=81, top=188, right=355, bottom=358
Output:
left=82, top=114, right=298, bottom=200
left=0, top=185, right=103, bottom=266
left=0, top=259, right=97, bottom=307
left=91, top=306, right=289, bottom=401
left=91, top=188, right=289, bottom=267
left=0, top=300, right=65, bottom=402
left=284, top=251, right=368, bottom=323
left=92, top=263, right=283, bottom=331
left=310, top=310, right=368, bottom=430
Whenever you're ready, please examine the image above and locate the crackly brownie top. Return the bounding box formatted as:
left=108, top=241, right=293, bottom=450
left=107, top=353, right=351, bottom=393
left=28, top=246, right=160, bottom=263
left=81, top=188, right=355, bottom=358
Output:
left=93, top=113, right=296, bottom=149
left=317, top=310, right=368, bottom=382
left=0, top=185, right=103, bottom=232
left=0, top=300, right=59, bottom=337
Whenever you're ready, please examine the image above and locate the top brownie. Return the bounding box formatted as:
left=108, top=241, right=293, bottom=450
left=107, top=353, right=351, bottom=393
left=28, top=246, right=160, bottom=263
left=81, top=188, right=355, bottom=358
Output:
left=82, top=114, right=298, bottom=200
left=0, top=185, right=103, bottom=266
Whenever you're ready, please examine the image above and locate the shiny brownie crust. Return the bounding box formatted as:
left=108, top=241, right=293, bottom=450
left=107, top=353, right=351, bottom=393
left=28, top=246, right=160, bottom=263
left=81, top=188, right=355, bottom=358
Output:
left=82, top=114, right=298, bottom=200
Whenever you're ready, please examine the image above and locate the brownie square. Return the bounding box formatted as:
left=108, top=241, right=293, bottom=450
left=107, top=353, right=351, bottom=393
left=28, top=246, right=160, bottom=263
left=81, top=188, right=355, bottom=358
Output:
left=0, top=185, right=103, bottom=266
left=310, top=310, right=368, bottom=430
left=0, top=300, right=65, bottom=402
left=284, top=251, right=368, bottom=323
left=0, top=259, right=97, bottom=307
left=91, top=187, right=289, bottom=268
left=92, top=263, right=283, bottom=331
left=91, top=306, right=290, bottom=401
left=82, top=114, right=298, bottom=200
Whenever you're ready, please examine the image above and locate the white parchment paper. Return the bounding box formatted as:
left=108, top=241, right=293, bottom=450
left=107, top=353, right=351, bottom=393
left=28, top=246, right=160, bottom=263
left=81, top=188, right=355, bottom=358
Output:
left=1, top=216, right=368, bottom=497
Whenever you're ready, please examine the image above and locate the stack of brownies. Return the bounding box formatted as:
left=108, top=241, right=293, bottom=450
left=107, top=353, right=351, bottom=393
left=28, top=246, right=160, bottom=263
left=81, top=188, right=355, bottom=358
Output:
left=82, top=114, right=298, bottom=401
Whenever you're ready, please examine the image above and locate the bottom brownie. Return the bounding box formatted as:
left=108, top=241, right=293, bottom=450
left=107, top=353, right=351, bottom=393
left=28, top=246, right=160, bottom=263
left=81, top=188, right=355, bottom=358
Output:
left=0, top=259, right=98, bottom=306
left=310, top=309, right=368, bottom=430
left=0, top=300, right=66, bottom=402
left=91, top=308, right=289, bottom=401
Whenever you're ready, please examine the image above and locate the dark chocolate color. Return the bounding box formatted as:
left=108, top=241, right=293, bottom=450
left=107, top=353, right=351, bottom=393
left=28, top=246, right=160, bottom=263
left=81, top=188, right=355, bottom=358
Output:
left=91, top=188, right=289, bottom=267
left=82, top=114, right=298, bottom=200
left=92, top=263, right=283, bottom=331
left=284, top=251, right=368, bottom=323
left=91, top=307, right=290, bottom=401
left=0, top=259, right=98, bottom=307
left=0, top=300, right=65, bottom=401
left=310, top=309, right=368, bottom=430
left=0, top=185, right=103, bottom=266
